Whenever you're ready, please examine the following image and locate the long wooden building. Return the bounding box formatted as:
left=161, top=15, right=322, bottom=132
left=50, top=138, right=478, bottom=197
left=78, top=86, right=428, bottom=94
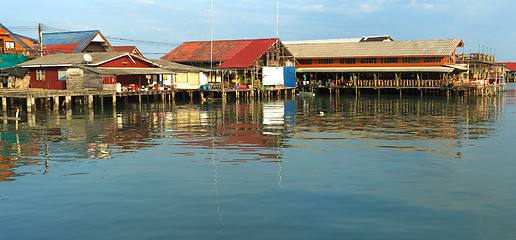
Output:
left=285, top=39, right=469, bottom=90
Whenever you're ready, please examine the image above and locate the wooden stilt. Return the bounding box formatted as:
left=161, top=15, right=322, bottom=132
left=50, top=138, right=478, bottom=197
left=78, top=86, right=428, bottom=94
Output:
left=53, top=96, right=59, bottom=111
left=88, top=95, right=94, bottom=109
left=2, top=97, right=7, bottom=112
left=27, top=98, right=33, bottom=113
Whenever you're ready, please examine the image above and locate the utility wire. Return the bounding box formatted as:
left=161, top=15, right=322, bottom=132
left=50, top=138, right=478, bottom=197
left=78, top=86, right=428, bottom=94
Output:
left=6, top=24, right=181, bottom=47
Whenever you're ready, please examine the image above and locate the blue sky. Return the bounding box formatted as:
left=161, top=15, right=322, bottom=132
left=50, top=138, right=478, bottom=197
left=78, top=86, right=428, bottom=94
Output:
left=3, top=0, right=515, bottom=60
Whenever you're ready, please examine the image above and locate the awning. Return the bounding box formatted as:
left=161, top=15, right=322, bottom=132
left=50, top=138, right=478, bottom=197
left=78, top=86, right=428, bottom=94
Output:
left=0, top=66, right=29, bottom=77
left=296, top=66, right=456, bottom=73
left=76, top=66, right=175, bottom=76
left=444, top=64, right=469, bottom=71
left=98, top=68, right=175, bottom=76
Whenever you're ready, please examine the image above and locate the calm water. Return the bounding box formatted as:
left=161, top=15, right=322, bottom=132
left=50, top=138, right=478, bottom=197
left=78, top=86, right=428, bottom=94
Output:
left=1, top=85, right=516, bottom=239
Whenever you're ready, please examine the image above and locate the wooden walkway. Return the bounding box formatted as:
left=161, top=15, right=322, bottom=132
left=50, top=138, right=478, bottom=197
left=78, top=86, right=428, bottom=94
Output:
left=0, top=87, right=297, bottom=113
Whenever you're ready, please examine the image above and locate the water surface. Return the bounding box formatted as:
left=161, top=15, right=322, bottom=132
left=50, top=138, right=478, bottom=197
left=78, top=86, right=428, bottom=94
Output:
left=1, top=85, right=516, bottom=239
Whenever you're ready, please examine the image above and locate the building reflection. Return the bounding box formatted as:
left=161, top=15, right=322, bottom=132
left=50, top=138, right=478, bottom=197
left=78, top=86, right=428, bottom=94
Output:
left=0, top=92, right=504, bottom=182
left=293, top=94, right=504, bottom=157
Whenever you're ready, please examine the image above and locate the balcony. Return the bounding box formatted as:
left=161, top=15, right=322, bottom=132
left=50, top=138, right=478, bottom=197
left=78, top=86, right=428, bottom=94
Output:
left=0, top=47, right=37, bottom=58
left=456, top=53, right=496, bottom=63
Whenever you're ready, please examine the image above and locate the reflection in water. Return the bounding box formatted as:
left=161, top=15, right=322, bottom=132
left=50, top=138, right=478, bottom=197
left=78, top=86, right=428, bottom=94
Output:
left=0, top=93, right=504, bottom=182
left=293, top=94, right=503, bottom=158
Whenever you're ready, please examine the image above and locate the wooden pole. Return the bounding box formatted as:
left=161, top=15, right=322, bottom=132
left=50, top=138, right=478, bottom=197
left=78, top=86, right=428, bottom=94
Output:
left=2, top=97, right=6, bottom=112
left=27, top=98, right=33, bottom=113
left=88, top=95, right=94, bottom=109
left=53, top=96, right=59, bottom=111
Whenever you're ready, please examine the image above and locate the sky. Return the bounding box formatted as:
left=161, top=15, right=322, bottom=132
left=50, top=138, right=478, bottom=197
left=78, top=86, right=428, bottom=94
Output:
left=2, top=0, right=515, bottom=61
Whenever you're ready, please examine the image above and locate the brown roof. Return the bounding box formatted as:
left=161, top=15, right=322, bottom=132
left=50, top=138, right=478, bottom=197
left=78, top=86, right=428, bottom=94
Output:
left=150, top=59, right=207, bottom=72
left=286, top=39, right=464, bottom=58
left=17, top=52, right=158, bottom=67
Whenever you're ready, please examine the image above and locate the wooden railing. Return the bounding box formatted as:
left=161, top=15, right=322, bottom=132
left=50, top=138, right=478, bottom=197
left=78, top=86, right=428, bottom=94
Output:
left=355, top=79, right=446, bottom=88
left=0, top=47, right=35, bottom=57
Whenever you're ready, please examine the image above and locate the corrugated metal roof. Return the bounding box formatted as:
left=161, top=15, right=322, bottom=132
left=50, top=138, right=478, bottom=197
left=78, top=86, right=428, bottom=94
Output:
left=217, top=39, right=277, bottom=69
left=42, top=30, right=100, bottom=53
left=17, top=52, right=141, bottom=67
left=498, top=62, right=516, bottom=71
left=150, top=59, right=207, bottom=72
left=161, top=38, right=278, bottom=68
left=44, top=44, right=81, bottom=54
left=296, top=66, right=456, bottom=73
left=113, top=46, right=137, bottom=52
left=286, top=39, right=464, bottom=58
left=284, top=35, right=393, bottom=45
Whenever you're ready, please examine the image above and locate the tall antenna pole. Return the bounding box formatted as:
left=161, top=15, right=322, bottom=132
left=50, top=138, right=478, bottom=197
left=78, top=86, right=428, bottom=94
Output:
left=276, top=0, right=279, bottom=39
left=211, top=0, right=214, bottom=72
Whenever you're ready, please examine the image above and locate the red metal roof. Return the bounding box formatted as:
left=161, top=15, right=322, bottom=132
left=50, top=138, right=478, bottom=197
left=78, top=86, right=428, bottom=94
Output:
left=161, top=38, right=278, bottom=68
left=44, top=43, right=81, bottom=54
left=113, top=46, right=137, bottom=52
left=498, top=62, right=516, bottom=71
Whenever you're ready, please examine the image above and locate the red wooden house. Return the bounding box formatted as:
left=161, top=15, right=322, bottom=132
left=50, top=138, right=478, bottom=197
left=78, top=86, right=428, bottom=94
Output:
left=18, top=52, right=172, bottom=90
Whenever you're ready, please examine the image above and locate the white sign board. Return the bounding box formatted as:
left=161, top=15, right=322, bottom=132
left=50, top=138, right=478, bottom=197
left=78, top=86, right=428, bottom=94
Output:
left=263, top=67, right=284, bottom=86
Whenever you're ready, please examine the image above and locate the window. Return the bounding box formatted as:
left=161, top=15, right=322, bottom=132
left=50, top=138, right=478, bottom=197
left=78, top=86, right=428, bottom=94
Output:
left=340, top=58, right=356, bottom=64
left=360, top=58, right=377, bottom=64
left=5, top=41, right=15, bottom=49
left=423, top=57, right=442, bottom=63
left=318, top=59, right=334, bottom=65
left=402, top=57, right=420, bottom=63
left=58, top=71, right=67, bottom=81
left=381, top=58, right=398, bottom=64
left=36, top=70, right=45, bottom=81
left=298, top=59, right=312, bottom=65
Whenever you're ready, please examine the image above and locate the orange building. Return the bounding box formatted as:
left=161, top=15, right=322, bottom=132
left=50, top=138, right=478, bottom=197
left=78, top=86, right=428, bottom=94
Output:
left=285, top=38, right=467, bottom=89
left=0, top=23, right=39, bottom=58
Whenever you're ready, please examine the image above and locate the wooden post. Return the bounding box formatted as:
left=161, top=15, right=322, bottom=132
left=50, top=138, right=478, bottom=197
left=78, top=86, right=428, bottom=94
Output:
left=88, top=95, right=94, bottom=109
left=112, top=94, right=117, bottom=107
left=2, top=97, right=6, bottom=112
left=53, top=96, right=59, bottom=111
left=64, top=96, right=71, bottom=106
left=27, top=98, right=33, bottom=113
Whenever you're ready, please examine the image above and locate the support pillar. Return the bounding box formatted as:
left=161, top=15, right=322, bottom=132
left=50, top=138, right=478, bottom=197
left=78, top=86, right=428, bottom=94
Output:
left=65, top=96, right=72, bottom=107
left=2, top=97, right=6, bottom=112
left=27, top=98, right=33, bottom=113
left=53, top=96, right=59, bottom=111
left=112, top=94, right=117, bottom=107
left=88, top=95, right=94, bottom=109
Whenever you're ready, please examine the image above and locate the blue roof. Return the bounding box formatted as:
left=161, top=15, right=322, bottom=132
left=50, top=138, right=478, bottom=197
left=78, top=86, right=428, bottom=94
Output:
left=42, top=30, right=100, bottom=53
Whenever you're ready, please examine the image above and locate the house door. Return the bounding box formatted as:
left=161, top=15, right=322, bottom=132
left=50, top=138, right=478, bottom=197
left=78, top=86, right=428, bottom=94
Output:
left=0, top=39, right=4, bottom=53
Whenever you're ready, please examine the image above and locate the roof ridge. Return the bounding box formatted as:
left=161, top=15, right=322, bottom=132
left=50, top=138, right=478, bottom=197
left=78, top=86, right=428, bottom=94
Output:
left=43, top=30, right=100, bottom=35
left=184, top=38, right=279, bottom=44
